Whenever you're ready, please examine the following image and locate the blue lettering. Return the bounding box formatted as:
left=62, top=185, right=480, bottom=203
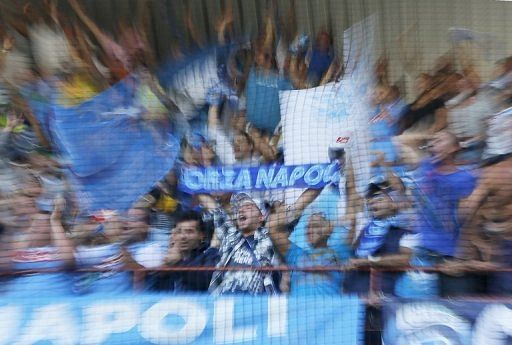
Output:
left=183, top=169, right=204, bottom=191
left=234, top=169, right=252, bottom=190
left=255, top=167, right=275, bottom=189
left=323, top=163, right=339, bottom=183
left=271, top=167, right=289, bottom=188
left=223, top=168, right=237, bottom=190
left=304, top=165, right=324, bottom=186
left=288, top=166, right=306, bottom=186
left=205, top=168, right=221, bottom=190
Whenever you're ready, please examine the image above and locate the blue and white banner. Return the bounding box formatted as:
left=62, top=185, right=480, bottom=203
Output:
left=178, top=163, right=340, bottom=194
left=383, top=300, right=512, bottom=345
left=0, top=294, right=363, bottom=345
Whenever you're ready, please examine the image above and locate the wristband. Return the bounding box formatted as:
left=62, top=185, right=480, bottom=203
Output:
left=245, top=122, right=253, bottom=134
left=368, top=255, right=381, bottom=263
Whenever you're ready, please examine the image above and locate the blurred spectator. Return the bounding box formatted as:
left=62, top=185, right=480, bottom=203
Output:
left=345, top=177, right=416, bottom=296
left=394, top=131, right=478, bottom=297
left=398, top=73, right=447, bottom=134
left=198, top=192, right=277, bottom=295
left=4, top=194, right=74, bottom=297
left=445, top=76, right=496, bottom=163
left=71, top=206, right=145, bottom=295
left=306, top=31, right=334, bottom=86
left=457, top=108, right=512, bottom=294
left=152, top=210, right=219, bottom=292
left=369, top=84, right=408, bottom=171
left=268, top=189, right=350, bottom=295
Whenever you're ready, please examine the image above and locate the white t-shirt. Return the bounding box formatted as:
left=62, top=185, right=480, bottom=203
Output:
left=167, top=53, right=220, bottom=121
left=28, top=24, right=73, bottom=76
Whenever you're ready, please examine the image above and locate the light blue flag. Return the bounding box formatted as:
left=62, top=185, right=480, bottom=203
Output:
left=25, top=75, right=180, bottom=212
left=246, top=68, right=293, bottom=133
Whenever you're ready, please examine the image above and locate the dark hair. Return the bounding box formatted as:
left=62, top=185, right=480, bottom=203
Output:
left=366, top=180, right=391, bottom=199
left=234, top=130, right=254, bottom=147
left=175, top=210, right=204, bottom=232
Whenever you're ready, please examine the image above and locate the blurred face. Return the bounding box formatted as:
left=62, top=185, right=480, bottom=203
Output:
left=231, top=112, right=247, bottom=132
left=172, top=220, right=203, bottom=254
left=236, top=202, right=263, bottom=233
left=368, top=192, right=395, bottom=219
left=11, top=194, right=38, bottom=219
left=317, top=32, right=331, bottom=52
left=233, top=134, right=252, bottom=161
left=428, top=131, right=458, bottom=164
left=306, top=214, right=332, bottom=248
left=255, top=49, right=273, bottom=69
left=120, top=208, right=149, bottom=242
left=28, top=212, right=52, bottom=244
left=372, top=85, right=390, bottom=105
left=183, top=145, right=200, bottom=166
left=200, top=144, right=216, bottom=166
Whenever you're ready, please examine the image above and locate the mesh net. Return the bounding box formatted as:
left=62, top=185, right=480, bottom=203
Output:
left=1, top=0, right=512, bottom=344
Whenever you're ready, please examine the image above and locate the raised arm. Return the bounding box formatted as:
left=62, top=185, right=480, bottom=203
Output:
left=267, top=204, right=292, bottom=258
left=68, top=0, right=129, bottom=69
left=262, top=4, right=276, bottom=54
left=246, top=125, right=277, bottom=162
left=319, top=57, right=340, bottom=86
left=393, top=133, right=431, bottom=169
left=214, top=0, right=233, bottom=46
left=68, top=0, right=109, bottom=47
left=50, top=198, right=75, bottom=267
left=396, top=22, right=422, bottom=77
left=458, top=172, right=491, bottom=227
left=197, top=194, right=232, bottom=244
left=427, top=107, right=447, bottom=134
left=207, top=103, right=236, bottom=165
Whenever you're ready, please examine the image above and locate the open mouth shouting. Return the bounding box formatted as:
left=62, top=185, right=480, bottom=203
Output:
left=238, top=214, right=248, bottom=224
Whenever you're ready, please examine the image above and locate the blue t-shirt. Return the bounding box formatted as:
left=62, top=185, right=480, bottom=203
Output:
left=370, top=100, right=407, bottom=139
left=369, top=99, right=408, bottom=171
left=286, top=243, right=348, bottom=295
left=412, top=160, right=476, bottom=256
left=307, top=49, right=333, bottom=84
left=345, top=225, right=410, bottom=295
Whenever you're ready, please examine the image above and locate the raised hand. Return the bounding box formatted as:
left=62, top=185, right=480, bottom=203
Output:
left=3, top=111, right=23, bottom=132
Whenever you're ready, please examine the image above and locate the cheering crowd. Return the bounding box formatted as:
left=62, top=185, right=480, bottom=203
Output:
left=0, top=0, right=512, bottom=302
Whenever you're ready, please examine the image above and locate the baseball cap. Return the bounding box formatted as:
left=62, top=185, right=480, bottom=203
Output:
left=230, top=192, right=268, bottom=218
left=366, top=175, right=391, bottom=198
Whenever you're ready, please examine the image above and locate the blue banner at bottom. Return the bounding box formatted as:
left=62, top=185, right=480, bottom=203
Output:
left=0, top=294, right=363, bottom=345
left=383, top=299, right=512, bottom=345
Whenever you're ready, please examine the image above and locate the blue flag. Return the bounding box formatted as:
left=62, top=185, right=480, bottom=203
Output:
left=246, top=68, right=293, bottom=133
left=25, top=75, right=180, bottom=212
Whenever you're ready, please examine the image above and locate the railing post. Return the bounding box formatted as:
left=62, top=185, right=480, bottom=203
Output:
left=368, top=268, right=381, bottom=304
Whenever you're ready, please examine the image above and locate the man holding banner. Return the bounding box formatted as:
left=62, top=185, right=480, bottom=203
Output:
left=198, top=192, right=278, bottom=295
